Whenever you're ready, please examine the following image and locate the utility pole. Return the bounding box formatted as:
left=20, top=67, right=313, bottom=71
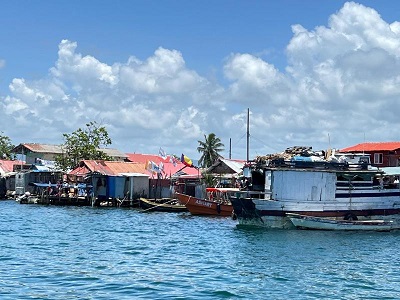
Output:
left=246, top=108, right=250, bottom=162
left=229, top=138, right=232, bottom=159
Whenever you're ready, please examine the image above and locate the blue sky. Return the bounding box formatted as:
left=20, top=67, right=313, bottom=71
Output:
left=2, top=1, right=400, bottom=160
left=2, top=1, right=371, bottom=84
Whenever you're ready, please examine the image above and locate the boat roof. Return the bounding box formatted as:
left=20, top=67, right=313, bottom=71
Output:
left=381, top=167, right=400, bottom=176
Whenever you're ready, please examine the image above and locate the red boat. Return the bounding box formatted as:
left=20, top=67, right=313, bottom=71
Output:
left=176, top=187, right=240, bottom=216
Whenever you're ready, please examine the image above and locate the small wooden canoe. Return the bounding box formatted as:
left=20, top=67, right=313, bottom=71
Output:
left=138, top=198, right=187, bottom=213
left=287, top=213, right=398, bottom=231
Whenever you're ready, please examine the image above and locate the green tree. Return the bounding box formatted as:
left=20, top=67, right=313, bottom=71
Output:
left=55, top=121, right=113, bottom=171
left=0, top=132, right=15, bottom=160
left=201, top=173, right=218, bottom=188
left=197, top=133, right=224, bottom=168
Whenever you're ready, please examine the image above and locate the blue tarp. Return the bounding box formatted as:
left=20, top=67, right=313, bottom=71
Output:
left=291, top=156, right=313, bottom=162
left=29, top=182, right=58, bottom=187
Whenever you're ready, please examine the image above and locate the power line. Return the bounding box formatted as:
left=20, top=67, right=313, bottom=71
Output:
left=249, top=134, right=270, bottom=149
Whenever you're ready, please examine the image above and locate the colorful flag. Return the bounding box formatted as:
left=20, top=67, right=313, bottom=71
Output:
left=146, top=160, right=161, bottom=173
left=181, top=153, right=193, bottom=167
left=159, top=147, right=167, bottom=160
left=170, top=155, right=178, bottom=167
left=145, top=160, right=151, bottom=172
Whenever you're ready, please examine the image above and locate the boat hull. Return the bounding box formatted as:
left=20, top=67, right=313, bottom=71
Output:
left=287, top=213, right=399, bottom=231
left=139, top=198, right=187, bottom=213
left=176, top=193, right=233, bottom=216
left=230, top=148, right=400, bottom=229
left=230, top=196, right=400, bottom=229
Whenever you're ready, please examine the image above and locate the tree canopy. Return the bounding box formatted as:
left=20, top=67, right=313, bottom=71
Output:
left=197, top=133, right=224, bottom=168
left=55, top=121, right=113, bottom=171
left=0, top=132, right=15, bottom=160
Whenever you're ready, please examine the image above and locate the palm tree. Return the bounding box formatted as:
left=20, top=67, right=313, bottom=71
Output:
left=197, top=133, right=224, bottom=168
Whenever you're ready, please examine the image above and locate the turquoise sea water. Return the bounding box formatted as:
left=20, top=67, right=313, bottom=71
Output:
left=1, top=200, right=400, bottom=300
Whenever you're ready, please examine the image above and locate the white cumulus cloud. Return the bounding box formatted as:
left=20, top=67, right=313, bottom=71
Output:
left=1, top=2, right=400, bottom=159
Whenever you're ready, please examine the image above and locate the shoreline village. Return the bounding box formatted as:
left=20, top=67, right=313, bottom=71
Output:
left=2, top=142, right=400, bottom=231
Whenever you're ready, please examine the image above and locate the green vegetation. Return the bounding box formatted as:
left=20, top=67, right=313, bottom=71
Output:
left=201, top=173, right=218, bottom=187
left=55, top=121, right=113, bottom=171
left=197, top=133, right=224, bottom=168
left=0, top=132, right=15, bottom=160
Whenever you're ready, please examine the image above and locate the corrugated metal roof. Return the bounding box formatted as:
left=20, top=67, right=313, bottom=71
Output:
left=69, top=158, right=199, bottom=178
left=100, top=148, right=128, bottom=159
left=12, top=143, right=127, bottom=159
left=69, top=160, right=147, bottom=176
left=340, top=142, right=400, bottom=152
left=0, top=159, right=25, bottom=174
left=68, top=164, right=91, bottom=176
left=206, top=158, right=246, bottom=174
left=83, top=160, right=111, bottom=175
left=105, top=161, right=146, bottom=175
left=161, top=161, right=199, bottom=177
left=126, top=153, right=199, bottom=176
left=13, top=143, right=64, bottom=154
left=126, top=153, right=166, bottom=164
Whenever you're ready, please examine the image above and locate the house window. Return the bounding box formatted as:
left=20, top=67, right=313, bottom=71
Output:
left=374, top=153, right=383, bottom=164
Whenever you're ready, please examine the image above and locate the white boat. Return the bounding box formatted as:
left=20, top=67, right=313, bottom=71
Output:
left=230, top=147, right=400, bottom=229
left=286, top=213, right=398, bottom=231
left=15, top=192, right=39, bottom=204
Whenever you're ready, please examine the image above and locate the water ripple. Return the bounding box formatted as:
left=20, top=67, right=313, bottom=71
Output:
left=1, top=200, right=400, bottom=299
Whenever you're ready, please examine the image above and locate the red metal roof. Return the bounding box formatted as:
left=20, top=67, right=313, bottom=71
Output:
left=69, top=160, right=147, bottom=176
left=68, top=159, right=199, bottom=178
left=0, top=159, right=25, bottom=173
left=126, top=153, right=167, bottom=164
left=106, top=161, right=147, bottom=175
left=68, top=164, right=91, bottom=176
left=340, top=142, right=400, bottom=152
left=126, top=153, right=199, bottom=176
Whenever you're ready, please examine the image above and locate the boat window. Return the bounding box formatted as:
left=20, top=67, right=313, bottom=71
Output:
left=359, top=156, right=370, bottom=164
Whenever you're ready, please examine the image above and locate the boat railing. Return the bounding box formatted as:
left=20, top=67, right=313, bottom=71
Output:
left=258, top=159, right=370, bottom=171
left=234, top=190, right=273, bottom=200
